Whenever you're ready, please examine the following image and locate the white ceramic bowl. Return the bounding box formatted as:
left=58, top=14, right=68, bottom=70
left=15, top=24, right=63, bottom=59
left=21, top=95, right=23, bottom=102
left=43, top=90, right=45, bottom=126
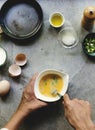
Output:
left=49, top=12, right=65, bottom=28
left=0, top=47, right=7, bottom=67
left=34, top=69, right=69, bottom=102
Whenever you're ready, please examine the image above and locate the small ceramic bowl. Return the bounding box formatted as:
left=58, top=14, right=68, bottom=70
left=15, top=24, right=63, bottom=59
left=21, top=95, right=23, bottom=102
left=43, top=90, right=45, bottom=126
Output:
left=49, top=12, right=65, bottom=28
left=34, top=69, right=69, bottom=102
left=0, top=47, right=7, bottom=67
left=82, top=33, right=95, bottom=58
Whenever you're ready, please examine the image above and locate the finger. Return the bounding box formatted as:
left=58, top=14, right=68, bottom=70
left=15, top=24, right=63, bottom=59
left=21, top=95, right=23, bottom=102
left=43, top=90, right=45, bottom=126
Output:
left=25, top=73, right=38, bottom=93
left=78, top=100, right=86, bottom=105
left=29, top=73, right=39, bottom=83
left=30, top=99, right=48, bottom=109
left=85, top=101, right=90, bottom=106
left=29, top=73, right=39, bottom=88
left=73, top=98, right=79, bottom=102
left=38, top=100, right=48, bottom=107
left=63, top=94, right=70, bottom=106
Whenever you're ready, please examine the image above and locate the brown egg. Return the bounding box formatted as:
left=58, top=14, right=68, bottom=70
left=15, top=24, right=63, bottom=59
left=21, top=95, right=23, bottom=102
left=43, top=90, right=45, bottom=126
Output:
left=0, top=80, right=10, bottom=96
left=15, top=53, right=27, bottom=66
left=8, top=64, right=21, bottom=77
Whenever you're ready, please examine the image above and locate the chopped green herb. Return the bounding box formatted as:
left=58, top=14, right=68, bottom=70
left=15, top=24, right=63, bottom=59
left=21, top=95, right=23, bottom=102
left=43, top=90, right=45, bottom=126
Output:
left=51, top=81, right=55, bottom=85
left=44, top=79, right=47, bottom=85
left=84, top=38, right=95, bottom=54
left=53, top=76, right=58, bottom=83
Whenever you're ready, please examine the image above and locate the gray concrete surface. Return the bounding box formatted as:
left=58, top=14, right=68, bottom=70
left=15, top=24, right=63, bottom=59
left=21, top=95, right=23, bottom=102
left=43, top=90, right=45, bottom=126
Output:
left=0, top=0, right=95, bottom=130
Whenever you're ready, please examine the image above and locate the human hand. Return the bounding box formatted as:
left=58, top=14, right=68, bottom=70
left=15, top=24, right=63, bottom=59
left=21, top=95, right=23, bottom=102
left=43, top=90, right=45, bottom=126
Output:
left=17, top=74, right=47, bottom=117
left=4, top=74, right=47, bottom=130
left=63, top=94, right=95, bottom=130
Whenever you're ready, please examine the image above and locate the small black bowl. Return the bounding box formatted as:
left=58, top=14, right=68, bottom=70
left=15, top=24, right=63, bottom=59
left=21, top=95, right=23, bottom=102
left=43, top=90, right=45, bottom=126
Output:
left=82, top=33, right=95, bottom=58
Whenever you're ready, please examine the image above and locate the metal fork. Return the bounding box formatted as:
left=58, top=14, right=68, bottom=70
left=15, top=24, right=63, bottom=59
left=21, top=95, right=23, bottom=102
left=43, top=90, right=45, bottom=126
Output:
left=51, top=89, right=62, bottom=98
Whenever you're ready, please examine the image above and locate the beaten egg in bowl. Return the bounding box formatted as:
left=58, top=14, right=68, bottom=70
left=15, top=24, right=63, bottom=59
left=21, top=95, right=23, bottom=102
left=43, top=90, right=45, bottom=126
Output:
left=34, top=69, right=69, bottom=102
left=39, top=74, right=63, bottom=97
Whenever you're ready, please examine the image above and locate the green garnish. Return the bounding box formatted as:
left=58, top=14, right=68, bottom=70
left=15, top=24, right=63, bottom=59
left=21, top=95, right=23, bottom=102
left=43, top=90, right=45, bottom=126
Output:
left=84, top=38, right=95, bottom=54
left=44, top=79, right=47, bottom=85
left=53, top=76, right=58, bottom=83
left=51, top=81, right=55, bottom=86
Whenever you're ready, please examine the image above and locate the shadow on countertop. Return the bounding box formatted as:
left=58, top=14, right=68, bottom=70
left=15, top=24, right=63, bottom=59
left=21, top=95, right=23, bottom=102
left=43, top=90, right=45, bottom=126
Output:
left=23, top=99, right=64, bottom=130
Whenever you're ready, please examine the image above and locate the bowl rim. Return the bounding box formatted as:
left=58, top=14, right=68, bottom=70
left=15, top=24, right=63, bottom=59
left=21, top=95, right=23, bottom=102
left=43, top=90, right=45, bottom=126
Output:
left=34, top=69, right=69, bottom=102
left=49, top=12, right=65, bottom=28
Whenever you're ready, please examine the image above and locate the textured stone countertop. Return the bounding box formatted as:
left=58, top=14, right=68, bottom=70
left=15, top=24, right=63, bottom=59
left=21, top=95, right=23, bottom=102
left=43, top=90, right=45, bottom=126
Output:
left=0, top=0, right=95, bottom=130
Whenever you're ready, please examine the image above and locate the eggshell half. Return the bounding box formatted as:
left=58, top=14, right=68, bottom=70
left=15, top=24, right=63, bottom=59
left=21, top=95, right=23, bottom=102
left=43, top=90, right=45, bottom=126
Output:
left=15, top=53, right=27, bottom=66
left=8, top=64, right=21, bottom=77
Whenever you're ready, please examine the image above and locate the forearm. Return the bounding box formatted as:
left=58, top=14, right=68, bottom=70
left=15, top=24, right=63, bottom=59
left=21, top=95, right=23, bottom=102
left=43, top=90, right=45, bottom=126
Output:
left=4, top=110, right=27, bottom=130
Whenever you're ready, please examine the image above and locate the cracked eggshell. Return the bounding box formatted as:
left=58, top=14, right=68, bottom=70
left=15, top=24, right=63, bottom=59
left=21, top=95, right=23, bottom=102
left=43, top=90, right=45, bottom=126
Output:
left=15, top=53, right=27, bottom=66
left=0, top=80, right=10, bottom=96
left=8, top=64, right=21, bottom=77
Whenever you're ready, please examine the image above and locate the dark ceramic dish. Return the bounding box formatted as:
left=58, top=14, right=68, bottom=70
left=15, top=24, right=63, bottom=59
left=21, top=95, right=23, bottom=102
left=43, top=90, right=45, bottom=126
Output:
left=0, top=0, right=43, bottom=40
left=82, top=33, right=95, bottom=57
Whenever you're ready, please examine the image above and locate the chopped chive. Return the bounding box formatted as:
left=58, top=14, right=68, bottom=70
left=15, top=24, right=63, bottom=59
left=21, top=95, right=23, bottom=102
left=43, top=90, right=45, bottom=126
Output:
left=84, top=38, right=95, bottom=54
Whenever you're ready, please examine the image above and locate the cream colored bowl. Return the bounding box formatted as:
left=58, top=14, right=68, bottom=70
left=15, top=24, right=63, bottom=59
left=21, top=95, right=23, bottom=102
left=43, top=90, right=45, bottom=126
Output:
left=34, top=69, right=69, bottom=102
left=49, top=12, right=65, bottom=28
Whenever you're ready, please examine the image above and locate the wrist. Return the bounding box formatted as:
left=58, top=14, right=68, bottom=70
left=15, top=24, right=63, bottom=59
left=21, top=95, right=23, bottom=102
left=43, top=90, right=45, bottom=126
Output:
left=16, top=109, right=28, bottom=118
left=17, top=102, right=34, bottom=117
left=17, top=106, right=33, bottom=118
